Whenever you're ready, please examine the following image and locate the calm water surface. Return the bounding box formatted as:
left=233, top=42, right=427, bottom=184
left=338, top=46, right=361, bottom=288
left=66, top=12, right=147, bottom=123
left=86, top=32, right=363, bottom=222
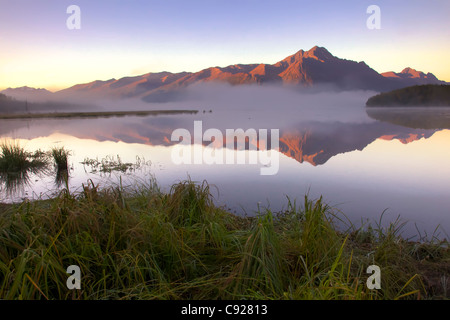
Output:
left=1, top=92, right=449, bottom=239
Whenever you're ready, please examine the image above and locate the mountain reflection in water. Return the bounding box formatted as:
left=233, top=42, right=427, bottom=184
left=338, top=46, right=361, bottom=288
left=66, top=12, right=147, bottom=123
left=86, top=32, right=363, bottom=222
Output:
left=0, top=102, right=449, bottom=239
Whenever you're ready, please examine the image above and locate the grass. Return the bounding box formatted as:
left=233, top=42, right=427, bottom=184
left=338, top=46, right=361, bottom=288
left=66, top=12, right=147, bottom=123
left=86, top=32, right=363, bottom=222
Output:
left=51, top=147, right=70, bottom=170
left=0, top=141, right=49, bottom=192
left=0, top=142, right=75, bottom=191
left=0, top=142, right=29, bottom=172
left=81, top=155, right=150, bottom=174
left=0, top=178, right=448, bottom=300
left=0, top=142, right=47, bottom=173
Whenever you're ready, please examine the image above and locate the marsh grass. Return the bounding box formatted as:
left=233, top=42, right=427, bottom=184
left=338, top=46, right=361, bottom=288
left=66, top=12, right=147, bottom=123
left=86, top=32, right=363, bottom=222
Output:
left=0, top=141, right=49, bottom=193
left=81, top=155, right=150, bottom=175
left=0, top=142, right=47, bottom=173
left=0, top=142, right=75, bottom=191
left=50, top=147, right=71, bottom=188
left=0, top=179, right=448, bottom=300
left=51, top=147, right=70, bottom=170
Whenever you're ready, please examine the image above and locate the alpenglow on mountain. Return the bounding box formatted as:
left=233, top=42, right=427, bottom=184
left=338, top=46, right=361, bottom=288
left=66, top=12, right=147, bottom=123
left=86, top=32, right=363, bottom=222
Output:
left=4, top=46, right=447, bottom=102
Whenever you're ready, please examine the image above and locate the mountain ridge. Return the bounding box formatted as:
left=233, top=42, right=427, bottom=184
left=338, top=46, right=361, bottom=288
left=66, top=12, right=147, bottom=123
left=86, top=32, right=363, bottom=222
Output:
left=2, top=46, right=447, bottom=102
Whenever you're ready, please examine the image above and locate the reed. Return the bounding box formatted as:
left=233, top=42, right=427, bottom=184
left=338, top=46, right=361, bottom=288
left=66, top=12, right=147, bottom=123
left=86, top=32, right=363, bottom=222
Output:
left=51, top=147, right=70, bottom=170
left=0, top=141, right=48, bottom=192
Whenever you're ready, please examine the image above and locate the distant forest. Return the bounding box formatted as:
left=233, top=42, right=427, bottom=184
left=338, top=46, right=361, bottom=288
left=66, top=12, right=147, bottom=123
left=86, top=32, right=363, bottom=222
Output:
left=0, top=93, right=32, bottom=113
left=0, top=93, right=93, bottom=114
left=366, top=85, right=450, bottom=107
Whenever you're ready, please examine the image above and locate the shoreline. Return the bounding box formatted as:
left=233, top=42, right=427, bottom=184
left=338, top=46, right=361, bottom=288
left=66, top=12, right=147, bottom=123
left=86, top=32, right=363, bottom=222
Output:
left=0, top=179, right=448, bottom=300
left=0, top=109, right=198, bottom=120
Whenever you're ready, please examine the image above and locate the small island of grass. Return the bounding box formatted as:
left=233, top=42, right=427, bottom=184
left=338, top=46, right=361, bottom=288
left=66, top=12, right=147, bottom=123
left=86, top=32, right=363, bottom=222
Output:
left=366, top=84, right=450, bottom=107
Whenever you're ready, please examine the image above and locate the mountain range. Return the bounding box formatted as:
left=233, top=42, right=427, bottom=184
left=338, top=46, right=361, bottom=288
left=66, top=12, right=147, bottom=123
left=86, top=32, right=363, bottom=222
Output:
left=1, top=86, right=53, bottom=102
left=2, top=46, right=447, bottom=103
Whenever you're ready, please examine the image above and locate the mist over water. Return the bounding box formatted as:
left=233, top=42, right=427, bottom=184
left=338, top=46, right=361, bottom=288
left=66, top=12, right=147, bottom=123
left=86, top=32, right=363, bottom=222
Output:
left=1, top=86, right=449, bottom=239
left=4, top=83, right=377, bottom=121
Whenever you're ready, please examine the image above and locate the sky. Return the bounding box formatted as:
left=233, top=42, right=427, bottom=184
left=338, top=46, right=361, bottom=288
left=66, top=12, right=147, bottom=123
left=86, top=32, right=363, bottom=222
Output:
left=0, top=0, right=449, bottom=91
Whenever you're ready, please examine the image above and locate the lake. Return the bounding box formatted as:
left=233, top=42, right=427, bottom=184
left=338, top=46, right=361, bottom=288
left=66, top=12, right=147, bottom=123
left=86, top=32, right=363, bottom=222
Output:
left=1, top=88, right=449, bottom=239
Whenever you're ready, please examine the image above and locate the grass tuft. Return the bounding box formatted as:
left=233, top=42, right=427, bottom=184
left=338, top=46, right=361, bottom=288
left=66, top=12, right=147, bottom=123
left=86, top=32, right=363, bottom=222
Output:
left=51, top=147, right=70, bottom=170
left=0, top=141, right=49, bottom=192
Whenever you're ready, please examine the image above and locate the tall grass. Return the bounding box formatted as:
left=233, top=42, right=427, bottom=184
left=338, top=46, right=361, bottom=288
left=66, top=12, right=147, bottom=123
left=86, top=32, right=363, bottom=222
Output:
left=51, top=147, right=70, bottom=170
left=229, top=211, right=285, bottom=297
left=0, top=141, right=47, bottom=172
left=0, top=141, right=48, bottom=192
left=0, top=179, right=448, bottom=300
left=0, top=143, right=73, bottom=190
left=0, top=142, right=29, bottom=172
left=51, top=147, right=70, bottom=188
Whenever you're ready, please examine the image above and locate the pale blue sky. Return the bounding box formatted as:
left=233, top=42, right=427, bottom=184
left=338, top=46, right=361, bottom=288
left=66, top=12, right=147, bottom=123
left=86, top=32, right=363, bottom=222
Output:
left=1, top=0, right=449, bottom=90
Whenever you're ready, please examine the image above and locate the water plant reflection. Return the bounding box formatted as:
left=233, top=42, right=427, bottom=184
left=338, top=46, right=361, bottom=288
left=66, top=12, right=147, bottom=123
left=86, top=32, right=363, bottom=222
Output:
left=0, top=142, right=49, bottom=194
